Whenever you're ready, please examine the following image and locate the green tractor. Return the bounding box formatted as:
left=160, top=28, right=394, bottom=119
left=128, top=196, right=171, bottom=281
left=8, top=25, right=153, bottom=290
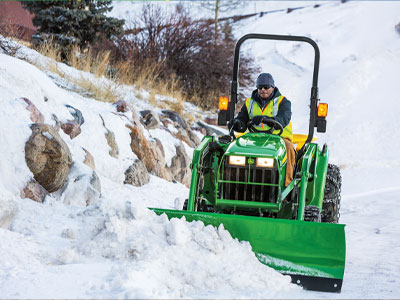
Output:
left=152, top=34, right=345, bottom=293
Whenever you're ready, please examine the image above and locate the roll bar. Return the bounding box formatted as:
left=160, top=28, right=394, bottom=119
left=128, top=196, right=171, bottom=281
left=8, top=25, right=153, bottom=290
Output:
left=218, top=33, right=324, bottom=156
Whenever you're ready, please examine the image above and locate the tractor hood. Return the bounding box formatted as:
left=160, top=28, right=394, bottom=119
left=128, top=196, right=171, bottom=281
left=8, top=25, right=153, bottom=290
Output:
left=224, top=133, right=287, bottom=162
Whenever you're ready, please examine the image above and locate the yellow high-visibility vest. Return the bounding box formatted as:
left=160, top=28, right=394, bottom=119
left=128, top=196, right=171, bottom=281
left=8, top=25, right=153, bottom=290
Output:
left=245, top=95, right=293, bottom=142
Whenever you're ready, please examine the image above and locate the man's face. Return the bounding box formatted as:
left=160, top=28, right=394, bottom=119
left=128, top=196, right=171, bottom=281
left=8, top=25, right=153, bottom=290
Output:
left=257, top=85, right=274, bottom=99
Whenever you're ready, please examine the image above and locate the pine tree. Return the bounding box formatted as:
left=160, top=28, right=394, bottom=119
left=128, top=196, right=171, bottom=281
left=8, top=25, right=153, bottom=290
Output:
left=21, top=0, right=124, bottom=49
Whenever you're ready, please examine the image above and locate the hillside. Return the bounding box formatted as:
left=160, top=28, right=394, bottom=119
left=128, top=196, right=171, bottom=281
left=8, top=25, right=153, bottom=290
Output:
left=1, top=1, right=400, bottom=299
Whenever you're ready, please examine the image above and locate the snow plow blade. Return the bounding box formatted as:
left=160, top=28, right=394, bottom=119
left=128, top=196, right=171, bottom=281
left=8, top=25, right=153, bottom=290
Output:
left=151, top=208, right=346, bottom=293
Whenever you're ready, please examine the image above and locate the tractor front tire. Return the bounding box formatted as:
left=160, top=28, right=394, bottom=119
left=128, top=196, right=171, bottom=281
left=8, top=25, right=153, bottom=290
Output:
left=322, top=164, right=342, bottom=223
left=304, top=205, right=321, bottom=222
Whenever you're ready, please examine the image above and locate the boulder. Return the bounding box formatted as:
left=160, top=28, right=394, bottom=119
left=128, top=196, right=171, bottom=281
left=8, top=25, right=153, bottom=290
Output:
left=126, top=124, right=156, bottom=173
left=124, top=159, right=150, bottom=187
left=204, top=117, right=217, bottom=125
left=149, top=138, right=172, bottom=181
left=161, top=110, right=187, bottom=129
left=99, top=114, right=119, bottom=158
left=105, top=129, right=119, bottom=158
left=63, top=166, right=101, bottom=207
left=169, top=142, right=191, bottom=187
left=21, top=97, right=44, bottom=123
left=194, top=120, right=227, bottom=136
left=172, top=129, right=194, bottom=148
left=126, top=123, right=172, bottom=181
left=82, top=148, right=95, bottom=170
left=25, top=124, right=72, bottom=193
left=187, top=128, right=201, bottom=146
left=51, top=114, right=61, bottom=131
left=65, top=104, right=84, bottom=125
left=113, top=100, right=129, bottom=113
left=21, top=179, right=49, bottom=203
left=61, top=120, right=81, bottom=139
left=140, top=110, right=160, bottom=130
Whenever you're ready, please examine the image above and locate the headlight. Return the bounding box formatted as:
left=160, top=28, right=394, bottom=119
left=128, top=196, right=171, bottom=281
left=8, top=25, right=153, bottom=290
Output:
left=256, top=157, right=274, bottom=168
left=229, top=155, right=246, bottom=166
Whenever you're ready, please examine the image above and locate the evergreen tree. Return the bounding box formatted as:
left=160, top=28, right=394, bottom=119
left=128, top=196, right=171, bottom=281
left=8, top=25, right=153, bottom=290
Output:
left=21, top=0, right=124, bottom=49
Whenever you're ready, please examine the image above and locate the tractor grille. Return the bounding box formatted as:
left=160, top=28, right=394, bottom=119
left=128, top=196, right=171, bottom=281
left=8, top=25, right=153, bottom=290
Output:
left=220, top=157, right=278, bottom=203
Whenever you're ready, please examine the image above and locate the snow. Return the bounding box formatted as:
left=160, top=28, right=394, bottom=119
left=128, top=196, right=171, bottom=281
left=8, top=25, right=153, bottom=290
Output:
left=1, top=0, right=400, bottom=298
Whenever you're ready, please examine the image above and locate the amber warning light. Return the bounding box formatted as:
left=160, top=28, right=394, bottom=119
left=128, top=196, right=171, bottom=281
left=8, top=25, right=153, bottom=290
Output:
left=219, top=96, right=229, bottom=111
left=318, top=103, right=328, bottom=117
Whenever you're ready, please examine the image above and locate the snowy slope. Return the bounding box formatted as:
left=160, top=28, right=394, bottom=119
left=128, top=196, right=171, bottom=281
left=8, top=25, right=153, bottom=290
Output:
left=1, top=1, right=400, bottom=299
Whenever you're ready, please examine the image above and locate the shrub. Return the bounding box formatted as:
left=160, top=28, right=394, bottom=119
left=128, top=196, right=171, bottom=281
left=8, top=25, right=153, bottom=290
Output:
left=114, top=4, right=259, bottom=109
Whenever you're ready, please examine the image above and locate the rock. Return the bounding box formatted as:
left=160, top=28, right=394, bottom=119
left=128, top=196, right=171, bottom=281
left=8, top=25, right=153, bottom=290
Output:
left=161, top=118, right=173, bottom=129
left=396, top=23, right=400, bottom=35
left=194, top=120, right=227, bottom=136
left=21, top=179, right=49, bottom=203
left=149, top=138, right=172, bottom=181
left=65, top=104, right=84, bottom=125
left=169, top=142, right=191, bottom=187
left=99, top=114, right=119, bottom=159
left=126, top=124, right=172, bottom=181
left=90, top=172, right=101, bottom=195
left=61, top=120, right=81, bottom=139
left=124, top=159, right=150, bottom=186
left=113, top=100, right=129, bottom=113
left=25, top=124, right=72, bottom=193
left=153, top=138, right=165, bottom=158
left=0, top=196, right=18, bottom=229
left=51, top=114, right=61, bottom=131
left=187, top=128, right=201, bottom=146
left=63, top=165, right=101, bottom=207
left=105, top=129, right=119, bottom=158
left=130, top=106, right=142, bottom=127
left=204, top=117, right=217, bottom=125
left=82, top=148, right=95, bottom=170
left=172, top=130, right=194, bottom=148
left=140, top=110, right=160, bottom=130
left=161, top=110, right=187, bottom=129
left=126, top=124, right=156, bottom=173
left=21, top=97, right=44, bottom=123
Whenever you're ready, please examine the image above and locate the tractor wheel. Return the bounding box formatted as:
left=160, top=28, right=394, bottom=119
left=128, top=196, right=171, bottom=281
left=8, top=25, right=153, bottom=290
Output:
left=322, top=164, right=342, bottom=223
left=304, top=205, right=321, bottom=222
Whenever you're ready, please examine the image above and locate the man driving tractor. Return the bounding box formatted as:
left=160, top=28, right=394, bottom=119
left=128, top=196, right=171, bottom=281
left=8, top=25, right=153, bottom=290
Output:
left=228, top=73, right=295, bottom=186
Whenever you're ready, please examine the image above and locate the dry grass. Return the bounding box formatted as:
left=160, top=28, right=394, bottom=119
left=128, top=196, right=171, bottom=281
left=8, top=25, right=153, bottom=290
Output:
left=37, top=39, right=62, bottom=62
left=148, top=90, right=157, bottom=107
left=67, top=47, right=111, bottom=77
left=74, top=75, right=119, bottom=103
left=33, top=41, right=204, bottom=115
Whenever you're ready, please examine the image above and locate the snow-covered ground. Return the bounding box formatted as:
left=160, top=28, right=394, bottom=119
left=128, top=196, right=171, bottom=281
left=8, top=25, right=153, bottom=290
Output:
left=1, top=1, right=400, bottom=298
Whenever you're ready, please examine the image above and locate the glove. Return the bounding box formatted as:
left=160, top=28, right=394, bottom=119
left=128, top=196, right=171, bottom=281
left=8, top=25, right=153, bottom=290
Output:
left=252, top=115, right=271, bottom=125
left=228, top=118, right=246, bottom=132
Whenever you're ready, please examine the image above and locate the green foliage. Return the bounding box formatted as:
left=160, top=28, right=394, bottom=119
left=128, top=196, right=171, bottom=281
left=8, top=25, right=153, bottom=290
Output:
left=21, top=0, right=124, bottom=49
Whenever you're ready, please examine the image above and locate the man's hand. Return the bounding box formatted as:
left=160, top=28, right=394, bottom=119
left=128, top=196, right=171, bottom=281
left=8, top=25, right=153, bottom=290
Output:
left=228, top=118, right=246, bottom=132
left=252, top=115, right=272, bottom=125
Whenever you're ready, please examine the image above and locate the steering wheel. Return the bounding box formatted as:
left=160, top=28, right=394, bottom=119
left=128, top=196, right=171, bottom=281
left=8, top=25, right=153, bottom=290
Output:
left=247, top=117, right=284, bottom=135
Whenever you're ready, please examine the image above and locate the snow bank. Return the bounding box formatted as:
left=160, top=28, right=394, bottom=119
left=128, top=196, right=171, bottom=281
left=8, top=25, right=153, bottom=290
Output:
left=0, top=40, right=299, bottom=298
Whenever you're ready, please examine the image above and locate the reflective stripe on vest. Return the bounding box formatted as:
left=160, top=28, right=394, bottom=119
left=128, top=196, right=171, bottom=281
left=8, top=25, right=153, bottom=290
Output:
left=245, top=95, right=293, bottom=142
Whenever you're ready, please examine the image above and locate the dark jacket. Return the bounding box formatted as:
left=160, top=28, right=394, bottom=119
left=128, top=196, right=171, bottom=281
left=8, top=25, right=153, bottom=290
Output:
left=235, top=87, right=292, bottom=130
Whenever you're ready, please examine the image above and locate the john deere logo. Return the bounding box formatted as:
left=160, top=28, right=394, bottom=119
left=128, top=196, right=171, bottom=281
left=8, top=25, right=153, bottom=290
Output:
left=248, top=158, right=255, bottom=165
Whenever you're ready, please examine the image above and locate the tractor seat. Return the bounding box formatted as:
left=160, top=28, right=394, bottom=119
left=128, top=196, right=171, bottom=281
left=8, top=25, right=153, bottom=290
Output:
left=292, top=134, right=317, bottom=151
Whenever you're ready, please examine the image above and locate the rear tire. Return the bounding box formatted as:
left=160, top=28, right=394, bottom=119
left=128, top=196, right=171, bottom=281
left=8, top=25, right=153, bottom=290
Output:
left=322, top=164, right=342, bottom=223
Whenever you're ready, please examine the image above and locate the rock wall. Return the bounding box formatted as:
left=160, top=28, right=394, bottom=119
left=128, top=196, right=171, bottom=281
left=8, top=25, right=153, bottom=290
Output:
left=21, top=98, right=205, bottom=205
